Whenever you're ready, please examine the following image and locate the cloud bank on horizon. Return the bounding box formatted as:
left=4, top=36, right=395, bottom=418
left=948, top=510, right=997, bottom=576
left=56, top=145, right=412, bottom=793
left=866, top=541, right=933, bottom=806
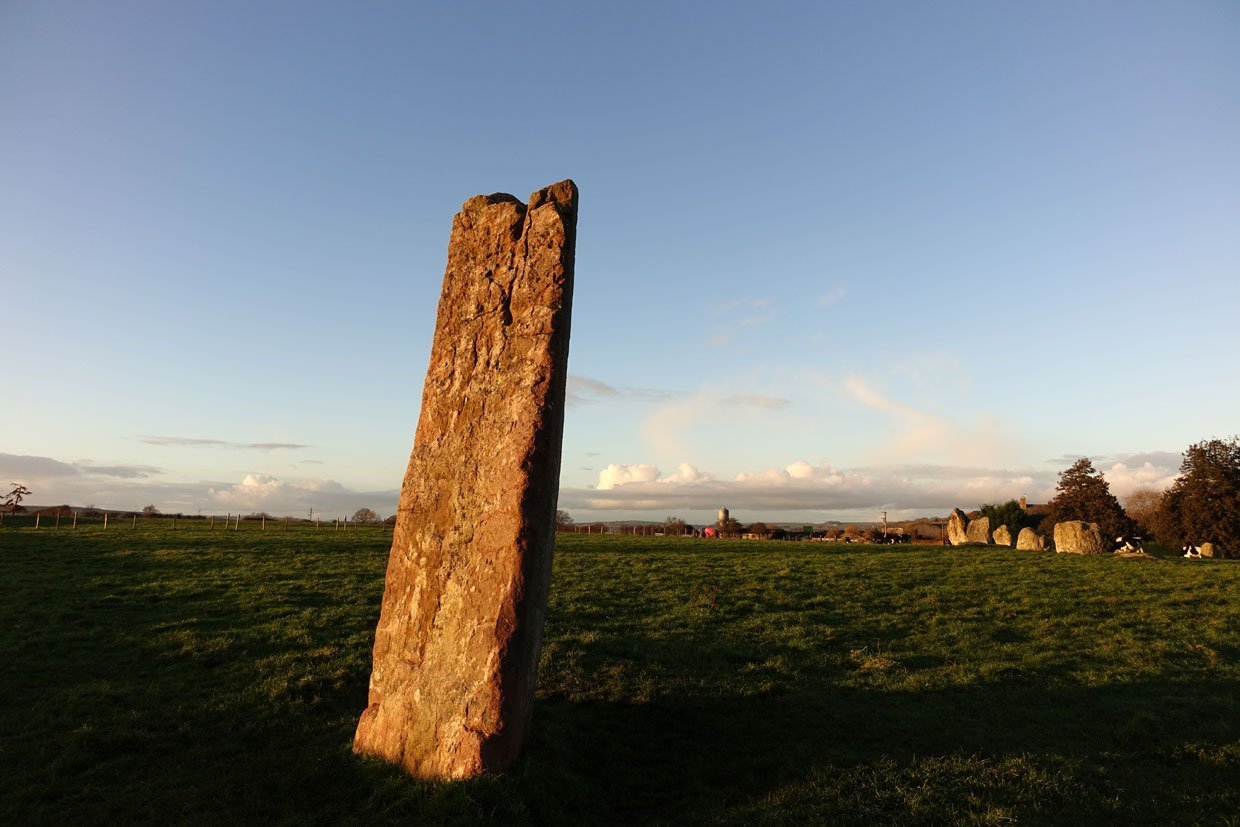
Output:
left=2, top=448, right=1182, bottom=522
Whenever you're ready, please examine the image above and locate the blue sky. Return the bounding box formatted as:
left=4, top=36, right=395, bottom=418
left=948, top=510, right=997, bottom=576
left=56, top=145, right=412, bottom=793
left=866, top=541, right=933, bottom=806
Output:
left=3, top=1, right=1238, bottom=523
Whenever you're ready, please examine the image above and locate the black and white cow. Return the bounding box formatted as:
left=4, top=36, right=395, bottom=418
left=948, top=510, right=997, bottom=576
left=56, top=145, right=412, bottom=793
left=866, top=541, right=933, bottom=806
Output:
left=1182, top=544, right=1203, bottom=558
left=1112, top=535, right=1144, bottom=553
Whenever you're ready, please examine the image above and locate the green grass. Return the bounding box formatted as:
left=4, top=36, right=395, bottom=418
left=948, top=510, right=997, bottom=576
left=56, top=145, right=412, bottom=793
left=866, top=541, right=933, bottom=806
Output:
left=2, top=526, right=1238, bottom=825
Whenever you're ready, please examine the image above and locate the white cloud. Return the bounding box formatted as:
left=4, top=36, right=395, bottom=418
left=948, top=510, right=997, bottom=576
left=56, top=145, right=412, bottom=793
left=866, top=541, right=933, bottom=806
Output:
left=1101, top=461, right=1179, bottom=498
left=563, top=457, right=1058, bottom=519
left=597, top=464, right=660, bottom=490
left=1, top=451, right=396, bottom=516
left=818, top=285, right=848, bottom=306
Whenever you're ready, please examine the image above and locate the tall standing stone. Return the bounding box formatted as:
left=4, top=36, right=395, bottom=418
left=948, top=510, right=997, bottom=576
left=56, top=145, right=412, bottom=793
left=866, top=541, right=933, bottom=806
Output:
left=947, top=508, right=969, bottom=546
left=353, top=180, right=578, bottom=780
left=992, top=525, right=1014, bottom=547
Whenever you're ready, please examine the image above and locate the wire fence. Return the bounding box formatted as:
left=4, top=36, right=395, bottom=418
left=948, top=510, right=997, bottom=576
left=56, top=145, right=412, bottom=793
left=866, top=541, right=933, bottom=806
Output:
left=0, top=512, right=394, bottom=532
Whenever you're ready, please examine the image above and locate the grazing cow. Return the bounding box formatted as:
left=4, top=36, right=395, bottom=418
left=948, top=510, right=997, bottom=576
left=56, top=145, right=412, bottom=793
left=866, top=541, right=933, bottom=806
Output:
left=1182, top=544, right=1202, bottom=558
left=1112, top=535, right=1144, bottom=553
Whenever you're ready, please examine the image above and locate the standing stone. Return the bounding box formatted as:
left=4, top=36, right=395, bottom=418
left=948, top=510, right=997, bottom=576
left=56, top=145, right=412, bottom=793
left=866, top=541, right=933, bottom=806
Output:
left=353, top=180, right=578, bottom=780
left=947, top=508, right=969, bottom=546
left=1199, top=542, right=1216, bottom=558
left=1016, top=527, right=1047, bottom=551
left=992, top=525, right=1014, bottom=547
left=966, top=516, right=993, bottom=544
left=1053, top=520, right=1105, bottom=554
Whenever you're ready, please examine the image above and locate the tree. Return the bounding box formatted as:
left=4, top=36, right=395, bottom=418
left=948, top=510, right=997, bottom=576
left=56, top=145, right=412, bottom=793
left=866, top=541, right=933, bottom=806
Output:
left=1123, top=487, right=1165, bottom=537
left=142, top=504, right=161, bottom=517
left=352, top=507, right=379, bottom=524
left=746, top=521, right=771, bottom=538
left=4, top=483, right=30, bottom=513
left=1155, top=437, right=1240, bottom=556
left=977, top=500, right=1037, bottom=535
left=664, top=516, right=687, bottom=536
left=1044, top=458, right=1134, bottom=539
left=716, top=515, right=742, bottom=537
left=555, top=509, right=574, bottom=529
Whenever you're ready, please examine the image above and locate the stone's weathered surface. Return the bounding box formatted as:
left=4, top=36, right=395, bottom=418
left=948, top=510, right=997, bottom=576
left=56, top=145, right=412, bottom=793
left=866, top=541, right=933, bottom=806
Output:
left=1200, top=542, right=1216, bottom=558
left=1054, top=520, right=1105, bottom=554
left=947, top=508, right=969, bottom=546
left=966, top=516, right=992, bottom=545
left=353, top=180, right=578, bottom=780
left=1016, top=527, right=1047, bottom=551
left=992, top=525, right=1014, bottom=547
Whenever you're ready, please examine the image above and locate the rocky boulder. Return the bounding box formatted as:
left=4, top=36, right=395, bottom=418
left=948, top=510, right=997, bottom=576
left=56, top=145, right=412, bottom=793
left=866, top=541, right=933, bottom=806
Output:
left=966, top=516, right=992, bottom=544
left=947, top=508, right=969, bottom=546
left=1016, top=527, right=1047, bottom=551
left=1200, top=542, right=1216, bottom=558
left=992, top=525, right=1014, bottom=547
left=1053, top=520, right=1105, bottom=554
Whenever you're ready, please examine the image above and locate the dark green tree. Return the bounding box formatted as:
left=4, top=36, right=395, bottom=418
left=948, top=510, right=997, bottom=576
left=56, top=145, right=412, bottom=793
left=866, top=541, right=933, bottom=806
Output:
left=1045, top=458, right=1134, bottom=539
left=1155, top=437, right=1240, bottom=557
left=977, top=500, right=1037, bottom=535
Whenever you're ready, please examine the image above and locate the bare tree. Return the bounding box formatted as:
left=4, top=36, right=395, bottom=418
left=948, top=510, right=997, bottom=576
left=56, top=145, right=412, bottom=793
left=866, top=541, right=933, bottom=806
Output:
left=555, top=509, right=574, bottom=529
left=1123, top=487, right=1164, bottom=537
left=664, top=516, right=687, bottom=536
left=4, top=483, right=30, bottom=513
left=352, top=507, right=379, bottom=524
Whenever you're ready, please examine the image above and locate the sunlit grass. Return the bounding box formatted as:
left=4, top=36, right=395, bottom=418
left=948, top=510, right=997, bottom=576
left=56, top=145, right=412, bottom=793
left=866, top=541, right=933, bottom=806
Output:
left=2, top=527, right=1237, bottom=824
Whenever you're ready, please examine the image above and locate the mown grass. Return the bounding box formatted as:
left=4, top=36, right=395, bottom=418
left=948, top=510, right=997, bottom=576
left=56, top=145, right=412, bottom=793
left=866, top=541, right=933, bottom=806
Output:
left=2, top=526, right=1237, bottom=825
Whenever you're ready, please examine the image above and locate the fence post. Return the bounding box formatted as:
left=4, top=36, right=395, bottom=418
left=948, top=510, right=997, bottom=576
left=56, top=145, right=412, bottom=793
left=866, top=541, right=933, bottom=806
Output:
left=72, top=512, right=78, bottom=529
left=35, top=514, right=40, bottom=529
left=262, top=516, right=265, bottom=531
left=104, top=513, right=109, bottom=530
left=133, top=514, right=137, bottom=529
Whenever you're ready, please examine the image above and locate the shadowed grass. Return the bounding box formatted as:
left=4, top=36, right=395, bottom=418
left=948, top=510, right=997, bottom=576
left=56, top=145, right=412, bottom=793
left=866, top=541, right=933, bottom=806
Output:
left=2, top=527, right=1237, bottom=824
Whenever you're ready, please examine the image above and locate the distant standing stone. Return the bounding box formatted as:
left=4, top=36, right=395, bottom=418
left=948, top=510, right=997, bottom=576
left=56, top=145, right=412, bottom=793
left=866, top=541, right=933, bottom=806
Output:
left=966, top=516, right=993, bottom=545
left=947, top=508, right=969, bottom=546
left=353, top=180, right=578, bottom=780
left=1016, top=527, right=1047, bottom=551
left=1053, top=520, right=1105, bottom=554
left=1199, top=542, right=1216, bottom=558
left=992, top=525, right=1013, bottom=547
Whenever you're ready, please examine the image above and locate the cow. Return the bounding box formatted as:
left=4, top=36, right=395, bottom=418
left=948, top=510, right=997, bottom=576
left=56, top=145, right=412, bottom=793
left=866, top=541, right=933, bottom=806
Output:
left=1182, top=544, right=1203, bottom=558
left=1112, top=535, right=1144, bottom=553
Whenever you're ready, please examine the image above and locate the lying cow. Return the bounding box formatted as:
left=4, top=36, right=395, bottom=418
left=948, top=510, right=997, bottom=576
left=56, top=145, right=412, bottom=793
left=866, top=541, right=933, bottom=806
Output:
left=1112, top=535, right=1143, bottom=553
left=1182, top=544, right=1203, bottom=558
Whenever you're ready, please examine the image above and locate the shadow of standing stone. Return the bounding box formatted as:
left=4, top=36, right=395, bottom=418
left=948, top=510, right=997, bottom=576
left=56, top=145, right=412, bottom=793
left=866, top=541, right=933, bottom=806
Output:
left=353, top=180, right=578, bottom=780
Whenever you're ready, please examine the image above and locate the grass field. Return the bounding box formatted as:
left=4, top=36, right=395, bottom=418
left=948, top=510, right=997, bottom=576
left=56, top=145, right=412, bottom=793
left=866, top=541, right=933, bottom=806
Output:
left=2, top=525, right=1238, bottom=825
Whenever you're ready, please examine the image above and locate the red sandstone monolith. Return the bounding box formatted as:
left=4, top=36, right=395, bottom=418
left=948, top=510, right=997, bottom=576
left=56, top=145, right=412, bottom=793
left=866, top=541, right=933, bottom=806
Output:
left=353, top=180, right=578, bottom=779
